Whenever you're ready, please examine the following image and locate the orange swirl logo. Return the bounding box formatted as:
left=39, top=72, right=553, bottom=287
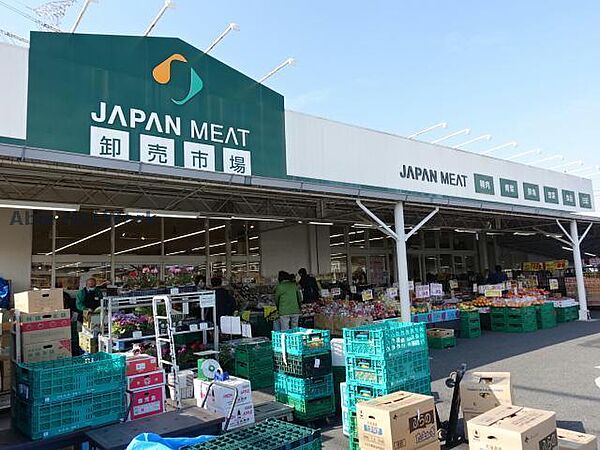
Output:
left=152, top=53, right=203, bottom=105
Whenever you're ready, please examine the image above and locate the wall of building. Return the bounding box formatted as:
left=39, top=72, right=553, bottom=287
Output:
left=0, top=43, right=28, bottom=140
left=0, top=209, right=32, bottom=293
left=260, top=223, right=331, bottom=280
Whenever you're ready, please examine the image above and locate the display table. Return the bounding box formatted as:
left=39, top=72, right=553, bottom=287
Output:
left=86, top=407, right=224, bottom=450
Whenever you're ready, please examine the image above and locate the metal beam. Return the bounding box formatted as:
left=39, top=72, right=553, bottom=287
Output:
left=356, top=200, right=398, bottom=240
left=405, top=207, right=439, bottom=240
left=555, top=220, right=574, bottom=245
left=579, top=223, right=593, bottom=244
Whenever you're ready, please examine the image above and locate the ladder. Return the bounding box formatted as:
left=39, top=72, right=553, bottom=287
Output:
left=152, top=294, right=182, bottom=410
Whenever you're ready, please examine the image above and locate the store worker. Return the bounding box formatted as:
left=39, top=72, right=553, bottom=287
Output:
left=487, top=265, right=508, bottom=284
left=274, top=271, right=302, bottom=331
left=76, top=277, right=103, bottom=312
left=212, top=276, right=236, bottom=325
left=298, top=268, right=320, bottom=303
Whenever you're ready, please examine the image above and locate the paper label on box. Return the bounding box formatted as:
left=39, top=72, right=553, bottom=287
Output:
left=314, top=358, right=321, bottom=368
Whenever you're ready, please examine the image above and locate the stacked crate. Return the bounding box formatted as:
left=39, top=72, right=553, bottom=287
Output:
left=343, top=321, right=431, bottom=450
left=556, top=305, right=579, bottom=323
left=183, top=418, right=322, bottom=450
left=234, top=339, right=274, bottom=389
left=536, top=303, right=557, bottom=329
left=427, top=328, right=456, bottom=349
left=13, top=352, right=126, bottom=439
left=459, top=309, right=481, bottom=338
left=330, top=338, right=346, bottom=412
left=272, top=327, right=335, bottom=422
left=491, top=306, right=538, bottom=333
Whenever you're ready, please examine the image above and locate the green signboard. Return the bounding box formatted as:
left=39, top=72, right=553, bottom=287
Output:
left=474, top=174, right=495, bottom=195
left=562, top=190, right=576, bottom=207
left=543, top=186, right=559, bottom=204
left=523, top=183, right=540, bottom=201
left=579, top=192, right=592, bottom=209
left=499, top=178, right=518, bottom=198
left=26, top=32, right=286, bottom=178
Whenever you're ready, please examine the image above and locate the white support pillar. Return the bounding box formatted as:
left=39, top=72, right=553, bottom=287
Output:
left=110, top=215, right=116, bottom=283
left=570, top=220, right=590, bottom=321
left=205, top=218, right=210, bottom=287
left=245, top=221, right=250, bottom=276
left=344, top=226, right=352, bottom=284
left=51, top=211, right=57, bottom=288
left=225, top=221, right=232, bottom=282
left=394, top=202, right=411, bottom=323
left=159, top=218, right=165, bottom=282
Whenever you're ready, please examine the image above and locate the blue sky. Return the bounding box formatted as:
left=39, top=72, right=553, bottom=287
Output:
left=3, top=0, right=600, bottom=178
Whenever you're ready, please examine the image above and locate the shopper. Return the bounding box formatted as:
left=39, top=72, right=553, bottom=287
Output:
left=298, top=268, right=320, bottom=303
left=274, top=271, right=301, bottom=331
left=211, top=276, right=236, bottom=325
left=76, top=277, right=103, bottom=312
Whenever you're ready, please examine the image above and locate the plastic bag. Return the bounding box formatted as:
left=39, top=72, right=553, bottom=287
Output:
left=126, top=432, right=216, bottom=450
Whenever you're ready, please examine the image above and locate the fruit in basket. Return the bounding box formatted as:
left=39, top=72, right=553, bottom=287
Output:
left=458, top=302, right=477, bottom=311
left=472, top=296, right=492, bottom=307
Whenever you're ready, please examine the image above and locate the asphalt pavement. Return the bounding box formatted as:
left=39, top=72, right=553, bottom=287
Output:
left=322, top=311, right=600, bottom=449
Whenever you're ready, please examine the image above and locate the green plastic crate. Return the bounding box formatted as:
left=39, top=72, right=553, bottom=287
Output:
left=491, top=322, right=508, bottom=332
left=345, top=349, right=430, bottom=389
left=490, top=307, right=508, bottom=320
left=272, top=328, right=331, bottom=356
left=274, top=372, right=334, bottom=400
left=506, top=306, right=536, bottom=319
left=235, top=359, right=273, bottom=378
left=537, top=316, right=557, bottom=329
left=427, top=335, right=456, bottom=349
left=505, top=321, right=538, bottom=333
left=536, top=303, right=555, bottom=314
left=235, top=340, right=273, bottom=364
left=273, top=351, right=332, bottom=378
left=460, top=326, right=481, bottom=338
left=333, top=366, right=346, bottom=382
left=459, top=310, right=480, bottom=321
left=182, top=418, right=321, bottom=450
left=343, top=321, right=427, bottom=358
left=249, top=372, right=274, bottom=389
left=13, top=388, right=125, bottom=440
left=15, top=353, right=125, bottom=403
left=557, top=306, right=579, bottom=323
left=275, top=393, right=336, bottom=421
left=349, top=436, right=360, bottom=450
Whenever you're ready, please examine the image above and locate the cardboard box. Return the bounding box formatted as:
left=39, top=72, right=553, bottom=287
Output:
left=194, top=376, right=252, bottom=411
left=357, top=390, right=438, bottom=450
left=427, top=328, right=454, bottom=338
left=126, top=385, right=165, bottom=421
left=127, top=369, right=165, bottom=391
left=463, top=411, right=479, bottom=439
left=126, top=355, right=158, bottom=376
left=557, top=428, right=597, bottom=450
left=22, top=339, right=72, bottom=363
left=1, top=359, right=12, bottom=391
left=82, top=310, right=101, bottom=331
left=460, top=371, right=513, bottom=415
left=14, top=289, right=64, bottom=313
left=205, top=402, right=254, bottom=431
left=0, top=309, right=13, bottom=335
left=331, top=338, right=345, bottom=366
left=467, top=405, right=558, bottom=450
left=79, top=331, right=98, bottom=353
left=20, top=310, right=71, bottom=346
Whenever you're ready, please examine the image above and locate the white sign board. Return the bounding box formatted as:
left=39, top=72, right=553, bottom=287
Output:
left=430, top=283, right=444, bottom=296
left=549, top=278, right=559, bottom=290
left=408, top=280, right=415, bottom=291
left=415, top=285, right=430, bottom=299
left=386, top=287, right=398, bottom=299
left=285, top=111, right=594, bottom=212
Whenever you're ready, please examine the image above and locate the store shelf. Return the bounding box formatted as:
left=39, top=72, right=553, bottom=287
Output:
left=101, top=328, right=214, bottom=343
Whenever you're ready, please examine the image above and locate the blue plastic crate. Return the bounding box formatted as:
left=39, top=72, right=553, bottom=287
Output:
left=274, top=372, right=334, bottom=400
left=343, top=321, right=427, bottom=357
left=16, top=353, right=125, bottom=403
left=272, top=327, right=331, bottom=356
left=345, top=349, right=430, bottom=389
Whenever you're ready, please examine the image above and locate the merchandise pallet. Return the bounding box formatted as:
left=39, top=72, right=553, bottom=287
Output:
left=13, top=388, right=125, bottom=440
left=273, top=351, right=332, bottom=378
left=345, top=349, right=430, bottom=390
left=343, top=321, right=427, bottom=357
left=272, top=328, right=331, bottom=357
left=15, top=353, right=125, bottom=403
left=427, top=335, right=456, bottom=349
left=274, top=372, right=334, bottom=400
left=275, top=392, right=335, bottom=421
left=182, top=418, right=321, bottom=450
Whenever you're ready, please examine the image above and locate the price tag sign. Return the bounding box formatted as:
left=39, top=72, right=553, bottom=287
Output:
left=331, top=287, right=341, bottom=296
left=199, top=291, right=216, bottom=308
left=170, top=287, right=180, bottom=295
left=408, top=280, right=415, bottom=291
left=320, top=289, right=330, bottom=297
left=361, top=289, right=374, bottom=301
left=415, top=285, right=430, bottom=299
left=350, top=286, right=357, bottom=294
left=473, top=283, right=478, bottom=293
left=506, top=270, right=513, bottom=279
left=485, top=289, right=502, bottom=297
left=549, top=278, right=559, bottom=290
left=449, top=280, right=458, bottom=290
left=386, top=287, right=398, bottom=299
left=189, top=324, right=199, bottom=332
left=132, top=331, right=143, bottom=339
left=430, top=283, right=443, bottom=296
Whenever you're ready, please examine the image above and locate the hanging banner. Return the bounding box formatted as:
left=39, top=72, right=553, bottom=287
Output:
left=544, top=260, right=569, bottom=271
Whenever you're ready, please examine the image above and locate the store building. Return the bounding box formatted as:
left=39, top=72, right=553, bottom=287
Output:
left=0, top=32, right=598, bottom=319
